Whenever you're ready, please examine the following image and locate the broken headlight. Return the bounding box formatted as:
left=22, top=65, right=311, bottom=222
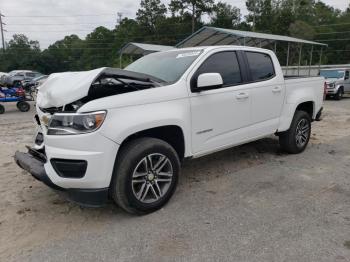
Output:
left=47, top=111, right=106, bottom=135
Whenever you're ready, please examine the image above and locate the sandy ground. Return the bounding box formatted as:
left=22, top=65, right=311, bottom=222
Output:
left=0, top=98, right=350, bottom=261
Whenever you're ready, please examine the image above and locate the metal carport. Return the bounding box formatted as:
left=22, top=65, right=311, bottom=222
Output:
left=176, top=26, right=328, bottom=75
left=118, top=42, right=174, bottom=68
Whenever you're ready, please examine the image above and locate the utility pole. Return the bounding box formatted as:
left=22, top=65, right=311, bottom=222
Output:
left=0, top=12, right=5, bottom=52
left=117, top=12, right=123, bottom=25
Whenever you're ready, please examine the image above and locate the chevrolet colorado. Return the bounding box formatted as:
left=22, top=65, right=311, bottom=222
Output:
left=15, top=46, right=324, bottom=214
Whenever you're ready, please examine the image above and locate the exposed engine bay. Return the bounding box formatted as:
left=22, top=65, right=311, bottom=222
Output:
left=37, top=67, right=165, bottom=114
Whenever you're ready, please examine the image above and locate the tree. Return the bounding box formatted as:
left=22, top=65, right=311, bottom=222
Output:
left=136, top=0, right=167, bottom=35
left=169, top=0, right=214, bottom=33
left=289, top=20, right=315, bottom=40
left=0, top=34, right=41, bottom=72
left=211, top=2, right=241, bottom=28
left=246, top=0, right=277, bottom=32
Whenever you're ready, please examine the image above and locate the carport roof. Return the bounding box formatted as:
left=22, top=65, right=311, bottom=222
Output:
left=176, top=26, right=328, bottom=48
left=119, top=42, right=174, bottom=56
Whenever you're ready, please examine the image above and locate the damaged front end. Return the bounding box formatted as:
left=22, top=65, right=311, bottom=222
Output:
left=36, top=67, right=164, bottom=113
left=15, top=67, right=163, bottom=206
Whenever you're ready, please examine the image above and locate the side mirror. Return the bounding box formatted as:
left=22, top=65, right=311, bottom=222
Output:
left=194, top=73, right=223, bottom=92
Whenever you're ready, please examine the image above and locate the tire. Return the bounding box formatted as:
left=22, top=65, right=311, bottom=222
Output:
left=110, top=137, right=180, bottom=215
left=334, top=88, right=344, bottom=100
left=279, top=110, right=311, bottom=154
left=0, top=104, right=4, bottom=114
left=17, top=101, right=30, bottom=112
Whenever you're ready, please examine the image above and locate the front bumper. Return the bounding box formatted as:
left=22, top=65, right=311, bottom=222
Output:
left=14, top=149, right=109, bottom=207
left=326, top=88, right=337, bottom=95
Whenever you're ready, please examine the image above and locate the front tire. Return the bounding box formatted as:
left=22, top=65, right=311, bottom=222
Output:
left=334, top=88, right=344, bottom=100
left=0, top=104, right=4, bottom=114
left=279, top=111, right=311, bottom=154
left=110, top=138, right=180, bottom=215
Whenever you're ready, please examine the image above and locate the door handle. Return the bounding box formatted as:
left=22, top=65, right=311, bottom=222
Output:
left=272, top=86, right=282, bottom=93
left=236, top=92, right=249, bottom=100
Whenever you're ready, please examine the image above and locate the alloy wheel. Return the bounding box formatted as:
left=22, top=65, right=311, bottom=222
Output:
left=295, top=118, right=310, bottom=148
left=131, top=153, right=173, bottom=204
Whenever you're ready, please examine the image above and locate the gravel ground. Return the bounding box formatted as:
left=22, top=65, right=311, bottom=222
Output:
left=0, top=98, right=350, bottom=262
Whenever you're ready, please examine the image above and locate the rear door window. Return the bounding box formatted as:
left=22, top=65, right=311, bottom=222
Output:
left=26, top=73, right=36, bottom=77
left=194, top=51, right=242, bottom=88
left=245, top=52, right=275, bottom=81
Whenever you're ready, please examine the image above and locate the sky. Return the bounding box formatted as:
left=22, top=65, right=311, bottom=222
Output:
left=0, top=0, right=348, bottom=49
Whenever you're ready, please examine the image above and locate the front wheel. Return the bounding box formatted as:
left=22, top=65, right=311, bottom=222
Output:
left=0, top=104, right=4, bottom=114
left=279, top=111, right=311, bottom=154
left=334, top=88, right=344, bottom=100
left=110, top=137, right=180, bottom=215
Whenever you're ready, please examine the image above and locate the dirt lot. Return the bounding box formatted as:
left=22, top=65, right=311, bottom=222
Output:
left=1, top=99, right=350, bottom=262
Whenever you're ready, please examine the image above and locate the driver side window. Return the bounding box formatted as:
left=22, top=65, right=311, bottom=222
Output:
left=193, top=51, right=242, bottom=90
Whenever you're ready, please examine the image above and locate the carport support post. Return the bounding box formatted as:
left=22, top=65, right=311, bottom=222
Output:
left=119, top=52, right=123, bottom=69
left=318, top=47, right=323, bottom=72
left=298, top=44, right=302, bottom=76
left=308, top=45, right=314, bottom=76
left=286, top=42, right=290, bottom=75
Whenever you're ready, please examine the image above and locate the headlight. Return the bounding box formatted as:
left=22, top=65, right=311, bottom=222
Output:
left=47, top=111, right=106, bottom=135
left=328, top=83, right=335, bottom=88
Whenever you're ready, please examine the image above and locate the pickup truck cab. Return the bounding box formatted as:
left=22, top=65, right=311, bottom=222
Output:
left=320, top=68, right=350, bottom=100
left=15, top=46, right=324, bottom=214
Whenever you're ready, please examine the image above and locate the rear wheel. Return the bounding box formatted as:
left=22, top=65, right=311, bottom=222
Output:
left=110, top=137, right=180, bottom=215
left=334, top=87, right=344, bottom=100
left=0, top=104, right=4, bottom=114
left=17, top=101, right=30, bottom=112
left=279, top=110, right=311, bottom=154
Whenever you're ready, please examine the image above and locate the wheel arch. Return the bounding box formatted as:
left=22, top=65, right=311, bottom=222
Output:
left=278, top=100, right=315, bottom=132
left=118, top=125, right=186, bottom=161
left=295, top=101, right=314, bottom=119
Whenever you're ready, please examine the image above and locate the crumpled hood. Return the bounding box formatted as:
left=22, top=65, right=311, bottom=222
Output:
left=36, top=67, right=106, bottom=108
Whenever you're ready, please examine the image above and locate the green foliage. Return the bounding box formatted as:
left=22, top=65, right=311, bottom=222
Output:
left=0, top=0, right=349, bottom=74
left=211, top=2, right=241, bottom=28
left=169, top=0, right=214, bottom=32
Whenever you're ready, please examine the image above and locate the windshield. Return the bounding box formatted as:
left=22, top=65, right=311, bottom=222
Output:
left=125, top=49, right=202, bottom=83
left=320, top=70, right=345, bottom=79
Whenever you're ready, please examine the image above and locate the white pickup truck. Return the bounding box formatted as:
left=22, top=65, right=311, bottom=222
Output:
left=15, top=46, right=324, bottom=214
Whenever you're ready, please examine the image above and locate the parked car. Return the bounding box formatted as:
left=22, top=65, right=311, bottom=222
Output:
left=15, top=46, right=324, bottom=214
left=2, top=70, right=43, bottom=87
left=0, top=72, right=7, bottom=78
left=22, top=75, right=48, bottom=100
left=0, top=72, right=8, bottom=86
left=22, top=75, right=48, bottom=88
left=320, top=68, right=350, bottom=100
